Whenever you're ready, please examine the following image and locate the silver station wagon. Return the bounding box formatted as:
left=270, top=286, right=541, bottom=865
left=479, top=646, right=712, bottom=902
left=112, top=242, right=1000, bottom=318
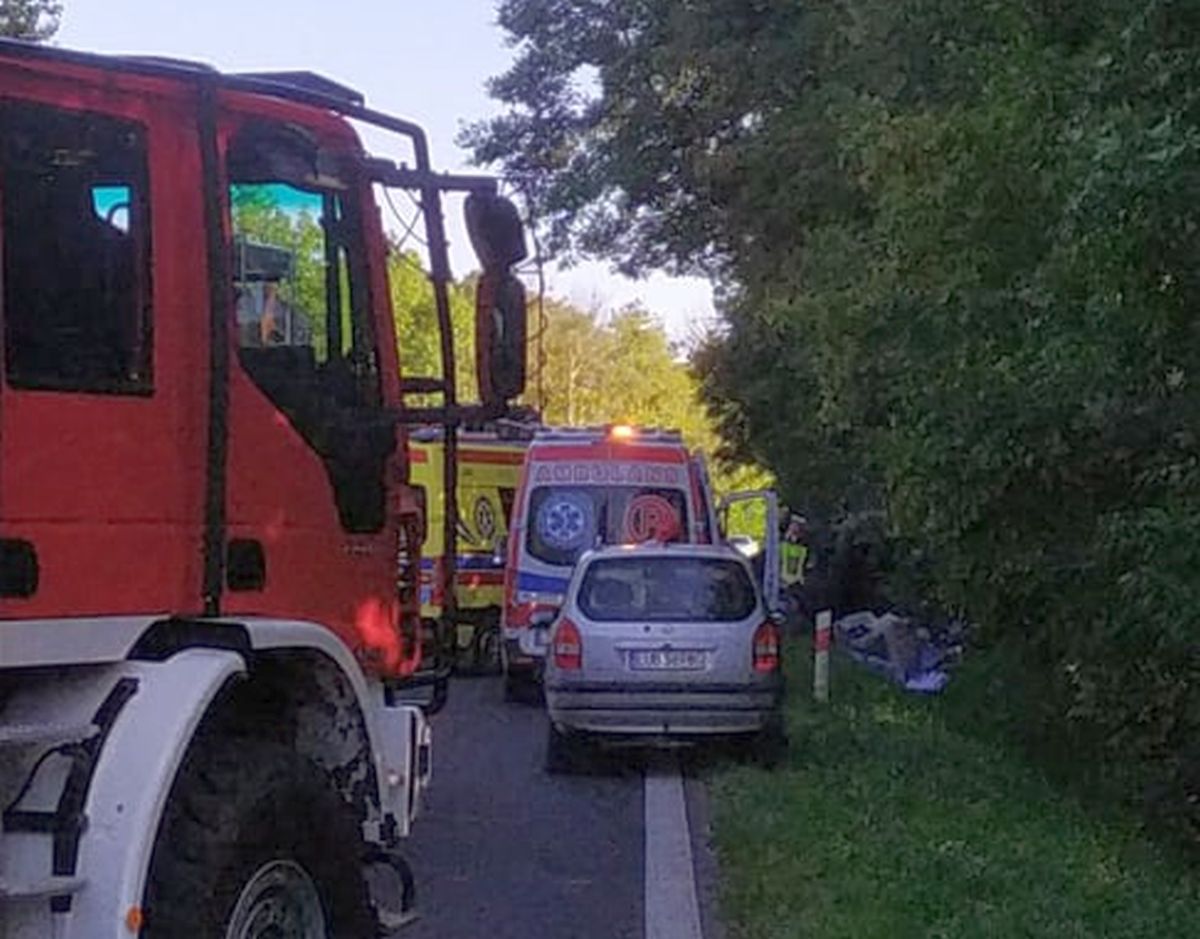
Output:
left=541, top=542, right=786, bottom=771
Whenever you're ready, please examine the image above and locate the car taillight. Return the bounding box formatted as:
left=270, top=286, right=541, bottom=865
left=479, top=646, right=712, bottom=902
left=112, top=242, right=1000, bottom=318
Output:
left=752, top=620, right=781, bottom=673
left=553, top=618, right=582, bottom=670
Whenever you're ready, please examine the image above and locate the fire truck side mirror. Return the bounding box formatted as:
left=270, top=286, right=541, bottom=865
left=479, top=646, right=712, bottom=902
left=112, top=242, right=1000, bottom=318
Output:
left=475, top=271, right=527, bottom=405
left=464, top=193, right=527, bottom=270
left=465, top=193, right=528, bottom=406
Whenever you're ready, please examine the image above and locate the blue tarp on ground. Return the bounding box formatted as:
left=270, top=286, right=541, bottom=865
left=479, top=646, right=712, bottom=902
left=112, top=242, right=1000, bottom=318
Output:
left=833, top=611, right=959, bottom=694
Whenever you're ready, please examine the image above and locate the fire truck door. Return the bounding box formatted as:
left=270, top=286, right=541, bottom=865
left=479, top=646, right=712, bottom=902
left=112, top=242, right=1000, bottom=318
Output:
left=219, top=119, right=403, bottom=667
left=0, top=90, right=209, bottom=617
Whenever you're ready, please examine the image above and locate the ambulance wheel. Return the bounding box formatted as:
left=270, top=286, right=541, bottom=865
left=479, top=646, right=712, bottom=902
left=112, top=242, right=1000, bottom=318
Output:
left=503, top=670, right=533, bottom=704
left=472, top=624, right=501, bottom=675
left=143, top=741, right=374, bottom=939
left=501, top=641, right=538, bottom=703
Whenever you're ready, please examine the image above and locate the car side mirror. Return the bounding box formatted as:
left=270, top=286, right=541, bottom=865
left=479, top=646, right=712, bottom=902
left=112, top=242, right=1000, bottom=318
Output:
left=492, top=534, right=507, bottom=566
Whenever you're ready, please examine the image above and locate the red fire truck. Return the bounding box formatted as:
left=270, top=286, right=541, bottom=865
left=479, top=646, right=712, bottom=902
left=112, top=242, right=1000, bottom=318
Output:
left=0, top=39, right=526, bottom=937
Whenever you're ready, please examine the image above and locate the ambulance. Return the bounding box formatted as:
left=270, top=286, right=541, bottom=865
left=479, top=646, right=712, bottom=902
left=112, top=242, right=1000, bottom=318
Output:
left=500, top=424, right=724, bottom=698
left=409, top=425, right=532, bottom=668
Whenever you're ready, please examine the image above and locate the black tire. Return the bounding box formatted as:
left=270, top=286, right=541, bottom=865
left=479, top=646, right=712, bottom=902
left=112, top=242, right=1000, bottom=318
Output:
left=747, top=721, right=789, bottom=770
left=503, top=670, right=521, bottom=703
left=503, top=668, right=539, bottom=705
left=471, top=625, right=501, bottom=676
left=142, top=740, right=375, bottom=939
left=544, top=723, right=589, bottom=775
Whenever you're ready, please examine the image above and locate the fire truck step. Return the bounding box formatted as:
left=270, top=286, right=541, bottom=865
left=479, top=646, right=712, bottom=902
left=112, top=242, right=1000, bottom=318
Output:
left=0, top=875, right=86, bottom=901
left=0, top=722, right=98, bottom=750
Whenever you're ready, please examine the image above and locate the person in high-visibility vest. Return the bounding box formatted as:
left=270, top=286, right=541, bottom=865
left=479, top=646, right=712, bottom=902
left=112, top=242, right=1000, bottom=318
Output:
left=780, top=514, right=811, bottom=628
left=781, top=514, right=809, bottom=588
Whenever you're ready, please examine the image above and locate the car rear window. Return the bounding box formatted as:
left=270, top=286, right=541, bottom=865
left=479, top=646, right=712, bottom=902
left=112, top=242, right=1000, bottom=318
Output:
left=577, top=556, right=757, bottom=622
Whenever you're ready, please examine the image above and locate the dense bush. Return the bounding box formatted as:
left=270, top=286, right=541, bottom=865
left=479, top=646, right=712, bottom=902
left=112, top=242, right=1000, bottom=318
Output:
left=469, top=0, right=1200, bottom=840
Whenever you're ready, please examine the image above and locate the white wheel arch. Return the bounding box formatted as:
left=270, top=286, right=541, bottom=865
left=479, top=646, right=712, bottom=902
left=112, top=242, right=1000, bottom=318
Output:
left=1, top=615, right=429, bottom=939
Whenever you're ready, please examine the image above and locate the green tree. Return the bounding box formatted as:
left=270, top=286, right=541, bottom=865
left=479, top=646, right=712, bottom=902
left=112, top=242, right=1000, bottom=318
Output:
left=388, top=248, right=477, bottom=402
left=533, top=297, right=611, bottom=425
left=0, top=0, right=61, bottom=41
left=230, top=186, right=331, bottom=356
left=532, top=296, right=771, bottom=498
left=469, top=0, right=1200, bottom=836
left=389, top=253, right=771, bottom=495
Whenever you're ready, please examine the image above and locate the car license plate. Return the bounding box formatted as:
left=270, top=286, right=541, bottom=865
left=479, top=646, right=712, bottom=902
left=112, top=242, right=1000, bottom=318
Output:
left=629, top=649, right=706, bottom=671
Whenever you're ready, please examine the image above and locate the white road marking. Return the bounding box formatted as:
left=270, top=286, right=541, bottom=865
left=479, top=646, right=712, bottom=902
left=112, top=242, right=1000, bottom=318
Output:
left=644, top=761, right=704, bottom=939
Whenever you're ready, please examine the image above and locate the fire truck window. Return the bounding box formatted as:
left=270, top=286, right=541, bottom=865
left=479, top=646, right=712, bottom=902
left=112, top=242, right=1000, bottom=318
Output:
left=231, top=184, right=323, bottom=357
left=230, top=181, right=378, bottom=399
left=0, top=104, right=151, bottom=393
left=227, top=126, right=388, bottom=534
left=92, top=185, right=131, bottom=233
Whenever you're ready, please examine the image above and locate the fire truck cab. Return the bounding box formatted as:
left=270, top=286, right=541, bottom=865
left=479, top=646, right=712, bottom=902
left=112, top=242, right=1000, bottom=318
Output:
left=0, top=39, right=526, bottom=938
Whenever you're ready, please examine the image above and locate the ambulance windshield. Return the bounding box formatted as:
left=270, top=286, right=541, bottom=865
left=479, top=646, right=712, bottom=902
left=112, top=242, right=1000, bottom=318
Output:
left=526, top=486, right=689, bottom=566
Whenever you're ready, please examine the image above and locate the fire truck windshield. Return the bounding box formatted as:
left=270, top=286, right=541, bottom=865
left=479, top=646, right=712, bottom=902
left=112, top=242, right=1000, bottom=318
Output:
left=1, top=101, right=151, bottom=393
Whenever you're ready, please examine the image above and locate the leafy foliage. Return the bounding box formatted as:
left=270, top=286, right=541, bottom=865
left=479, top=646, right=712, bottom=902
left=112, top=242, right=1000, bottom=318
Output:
left=388, top=248, right=478, bottom=402
left=470, top=0, right=1200, bottom=839
left=390, top=257, right=769, bottom=498
left=530, top=297, right=773, bottom=500
left=231, top=187, right=328, bottom=350
left=0, top=0, right=60, bottom=41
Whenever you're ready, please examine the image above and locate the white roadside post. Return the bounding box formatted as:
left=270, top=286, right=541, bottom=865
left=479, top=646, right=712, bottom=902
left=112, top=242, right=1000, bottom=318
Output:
left=814, top=609, right=832, bottom=703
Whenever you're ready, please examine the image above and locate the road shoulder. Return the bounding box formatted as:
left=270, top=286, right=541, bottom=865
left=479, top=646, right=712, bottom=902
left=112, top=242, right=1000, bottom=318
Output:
left=684, top=771, right=727, bottom=939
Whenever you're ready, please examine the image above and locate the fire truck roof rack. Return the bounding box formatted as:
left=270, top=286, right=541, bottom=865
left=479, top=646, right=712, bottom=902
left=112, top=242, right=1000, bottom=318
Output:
left=0, top=39, right=435, bottom=163
left=0, top=39, right=354, bottom=112
left=0, top=38, right=510, bottom=208
left=231, top=70, right=365, bottom=107
left=1, top=39, right=371, bottom=118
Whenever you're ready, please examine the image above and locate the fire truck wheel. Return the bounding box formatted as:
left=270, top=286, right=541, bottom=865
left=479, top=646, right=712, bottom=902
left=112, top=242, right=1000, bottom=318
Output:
left=142, top=740, right=374, bottom=939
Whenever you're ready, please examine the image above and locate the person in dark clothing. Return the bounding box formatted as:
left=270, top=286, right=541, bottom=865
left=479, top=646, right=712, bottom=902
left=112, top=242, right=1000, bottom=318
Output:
left=829, top=512, right=888, bottom=617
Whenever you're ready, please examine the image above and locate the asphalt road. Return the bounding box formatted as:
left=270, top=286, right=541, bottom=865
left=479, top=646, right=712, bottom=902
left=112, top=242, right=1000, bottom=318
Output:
left=403, top=676, right=647, bottom=939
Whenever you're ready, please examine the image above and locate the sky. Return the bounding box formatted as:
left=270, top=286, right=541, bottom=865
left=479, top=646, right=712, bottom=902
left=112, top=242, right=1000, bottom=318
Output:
left=57, top=0, right=718, bottom=341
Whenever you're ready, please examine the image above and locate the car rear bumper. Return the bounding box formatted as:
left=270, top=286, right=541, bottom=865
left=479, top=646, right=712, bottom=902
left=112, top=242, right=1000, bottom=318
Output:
left=545, top=680, right=783, bottom=737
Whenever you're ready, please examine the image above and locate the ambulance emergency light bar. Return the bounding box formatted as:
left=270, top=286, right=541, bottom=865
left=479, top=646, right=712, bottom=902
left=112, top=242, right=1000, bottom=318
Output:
left=532, top=425, right=685, bottom=444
